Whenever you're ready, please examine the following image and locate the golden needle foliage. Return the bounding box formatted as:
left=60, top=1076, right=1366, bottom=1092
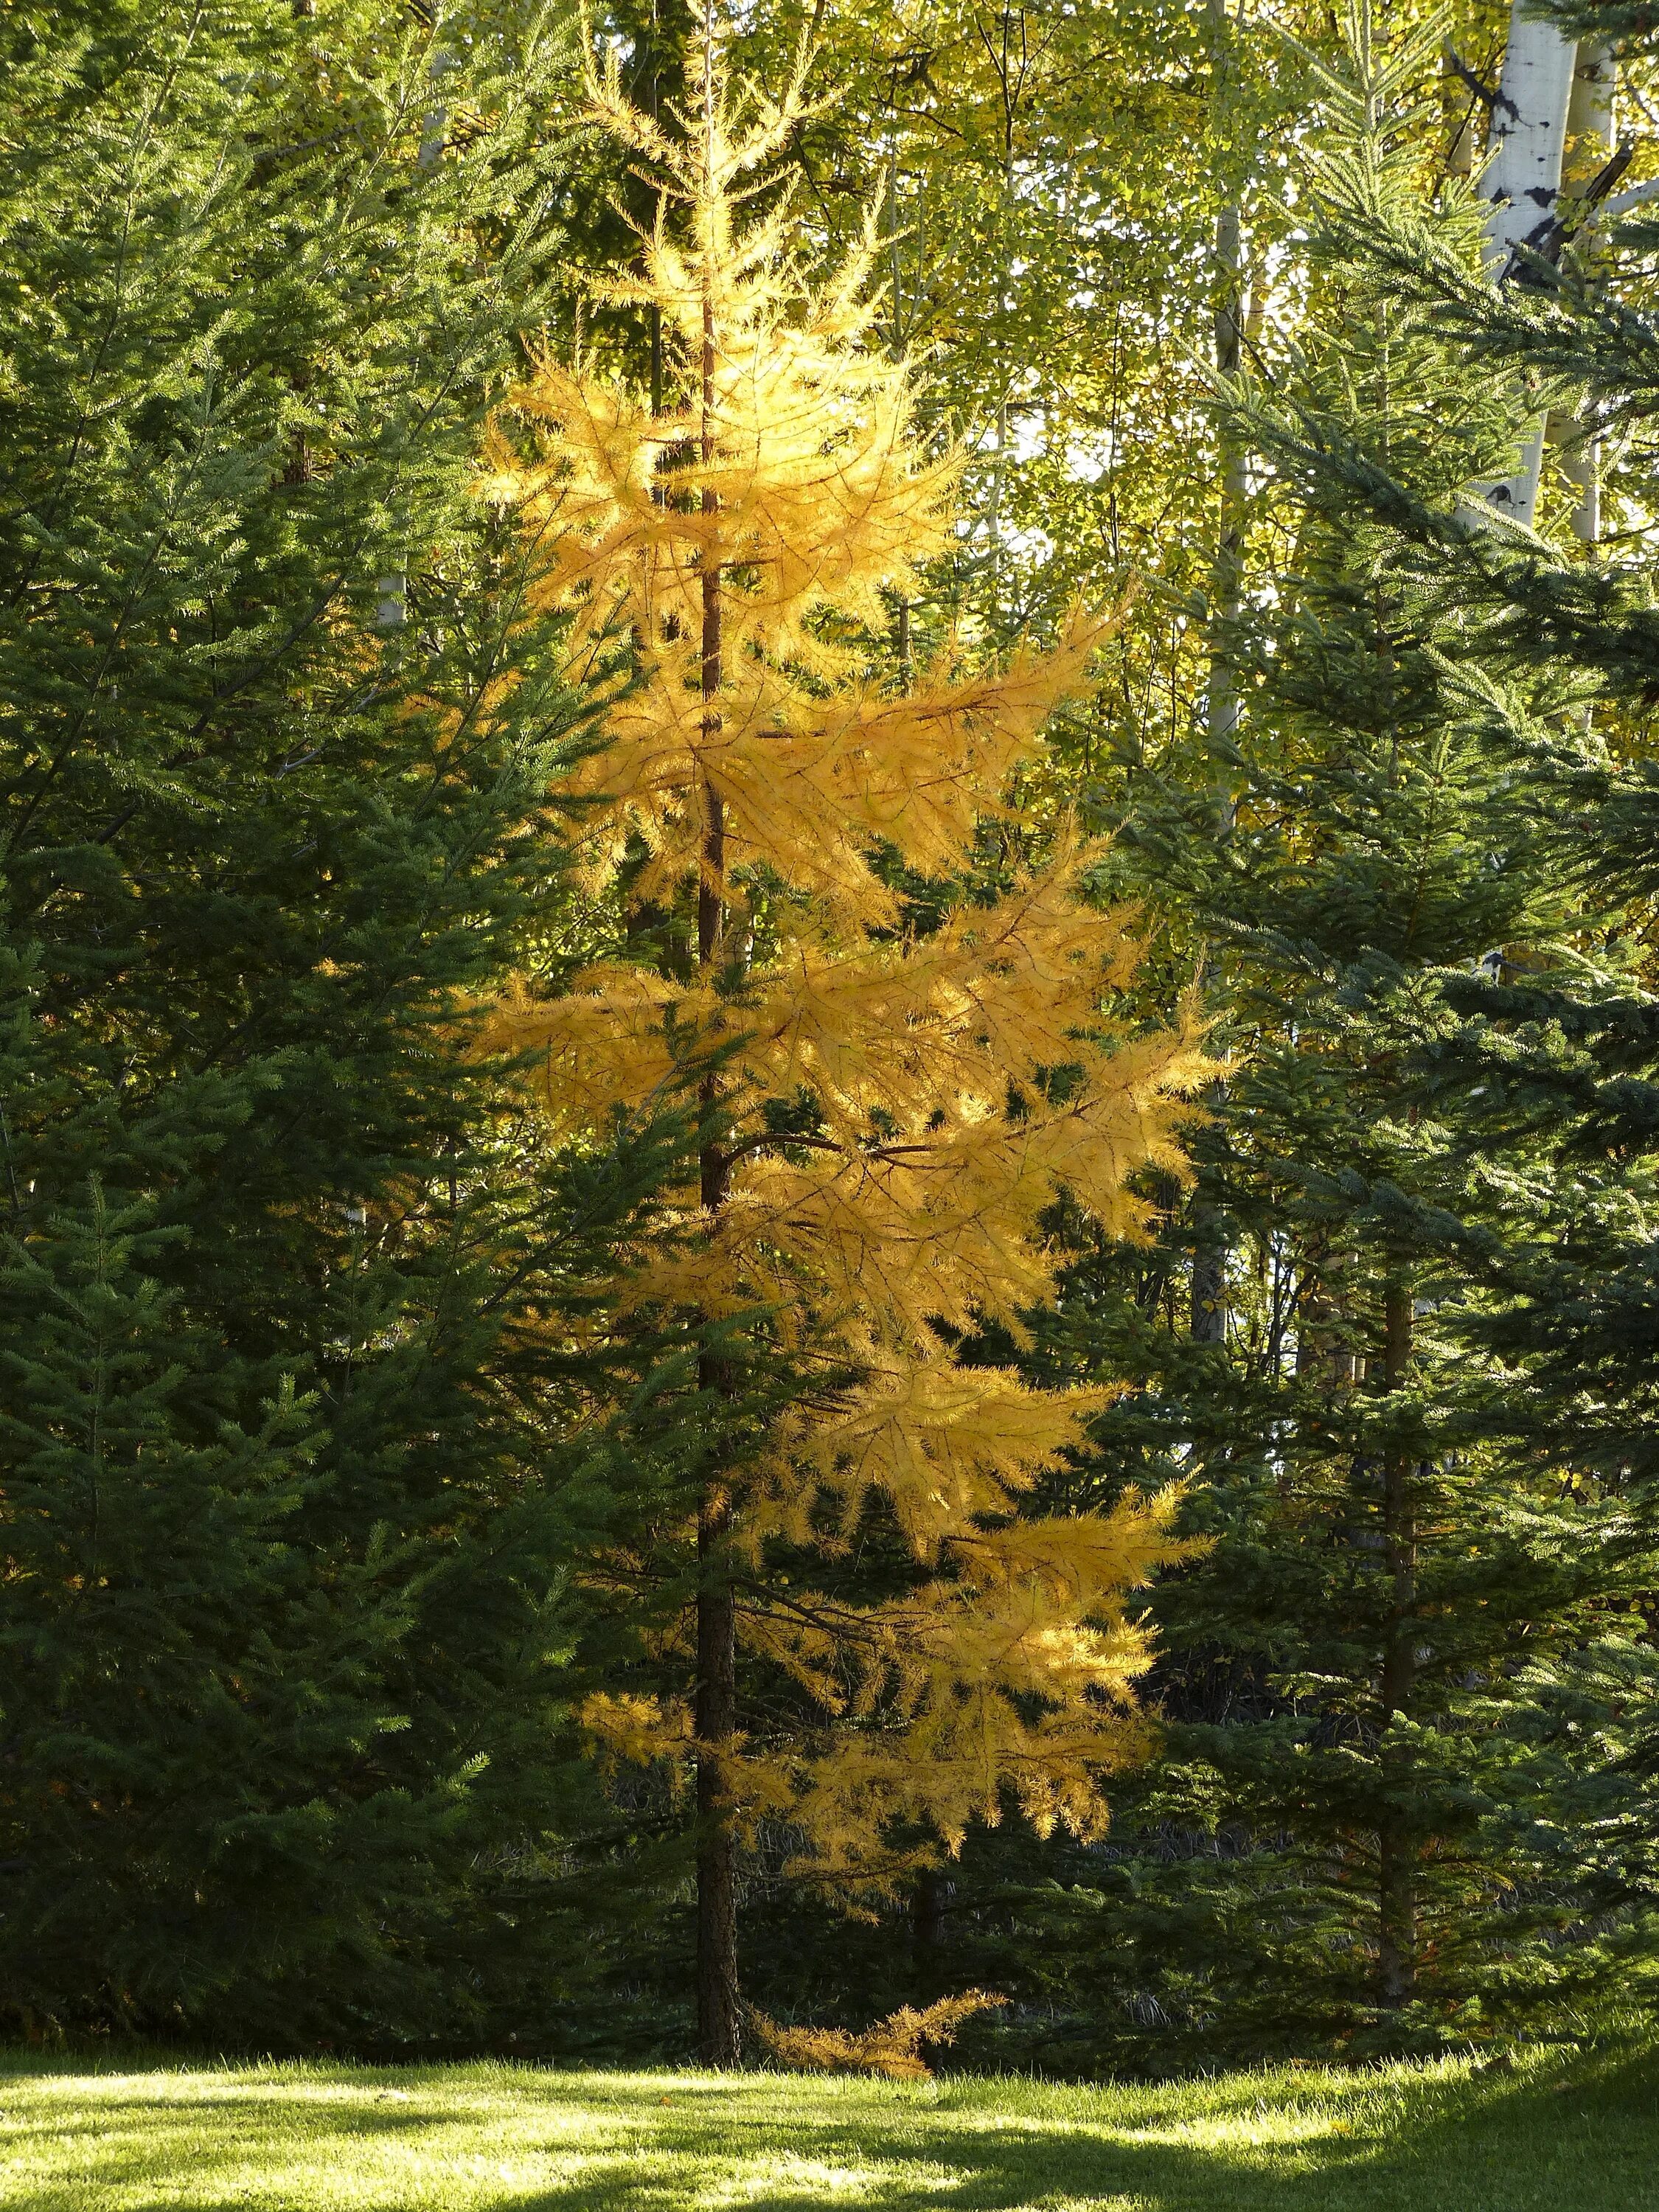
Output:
left=485, top=31, right=1211, bottom=1894
left=748, top=1991, right=1007, bottom=2080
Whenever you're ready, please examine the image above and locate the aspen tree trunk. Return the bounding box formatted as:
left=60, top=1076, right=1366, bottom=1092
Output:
left=693, top=35, right=741, bottom=2067
left=1475, top=8, right=1579, bottom=526
left=1376, top=1282, right=1417, bottom=2010
left=1192, top=0, right=1243, bottom=1347
left=1556, top=42, right=1615, bottom=545
left=1444, top=48, right=1479, bottom=179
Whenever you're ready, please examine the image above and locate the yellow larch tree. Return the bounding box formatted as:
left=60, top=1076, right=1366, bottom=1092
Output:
left=484, top=22, right=1211, bottom=2066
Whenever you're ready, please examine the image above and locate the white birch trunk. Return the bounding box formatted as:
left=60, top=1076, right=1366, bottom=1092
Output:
left=1473, top=8, right=1578, bottom=527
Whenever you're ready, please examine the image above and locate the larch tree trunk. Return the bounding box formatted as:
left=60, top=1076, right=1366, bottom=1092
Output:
left=694, top=57, right=742, bottom=2069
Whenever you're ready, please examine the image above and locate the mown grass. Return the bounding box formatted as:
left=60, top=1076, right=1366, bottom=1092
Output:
left=0, top=2039, right=1653, bottom=2209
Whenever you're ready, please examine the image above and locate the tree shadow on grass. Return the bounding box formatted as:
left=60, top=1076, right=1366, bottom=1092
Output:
left=4, top=2045, right=1657, bottom=2212
left=500, top=2045, right=1658, bottom=2212
left=1, top=2075, right=470, bottom=2211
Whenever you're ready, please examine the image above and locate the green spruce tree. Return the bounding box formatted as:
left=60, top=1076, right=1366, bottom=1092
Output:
left=1285, top=0, right=1659, bottom=2012
left=0, top=0, right=723, bottom=2044
left=866, top=7, right=1652, bottom=2068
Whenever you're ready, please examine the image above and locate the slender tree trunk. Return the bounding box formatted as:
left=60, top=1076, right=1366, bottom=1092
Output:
left=911, top=1865, right=943, bottom=2000
left=647, top=5, right=665, bottom=419
left=1204, top=0, right=1245, bottom=791
left=695, top=799, right=739, bottom=2067
left=1297, top=1244, right=1360, bottom=1388
left=1444, top=47, right=1479, bottom=180
left=694, top=133, right=742, bottom=2056
left=1554, top=42, right=1615, bottom=547
left=372, top=29, right=458, bottom=630
left=1192, top=0, right=1244, bottom=1347
left=695, top=1473, right=740, bottom=2065
left=1475, top=10, right=1579, bottom=526
left=1376, top=1281, right=1417, bottom=2011
left=419, top=44, right=456, bottom=171
left=1190, top=1194, right=1228, bottom=1343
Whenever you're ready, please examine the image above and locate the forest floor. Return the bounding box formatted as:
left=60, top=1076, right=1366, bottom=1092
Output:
left=1, top=2038, right=1655, bottom=2210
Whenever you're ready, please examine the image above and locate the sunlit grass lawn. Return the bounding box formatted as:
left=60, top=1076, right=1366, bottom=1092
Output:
left=1, top=2039, right=1655, bottom=2210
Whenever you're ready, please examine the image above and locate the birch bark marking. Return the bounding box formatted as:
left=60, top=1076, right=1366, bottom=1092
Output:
left=692, top=27, right=742, bottom=2073
left=1474, top=8, right=1578, bottom=526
